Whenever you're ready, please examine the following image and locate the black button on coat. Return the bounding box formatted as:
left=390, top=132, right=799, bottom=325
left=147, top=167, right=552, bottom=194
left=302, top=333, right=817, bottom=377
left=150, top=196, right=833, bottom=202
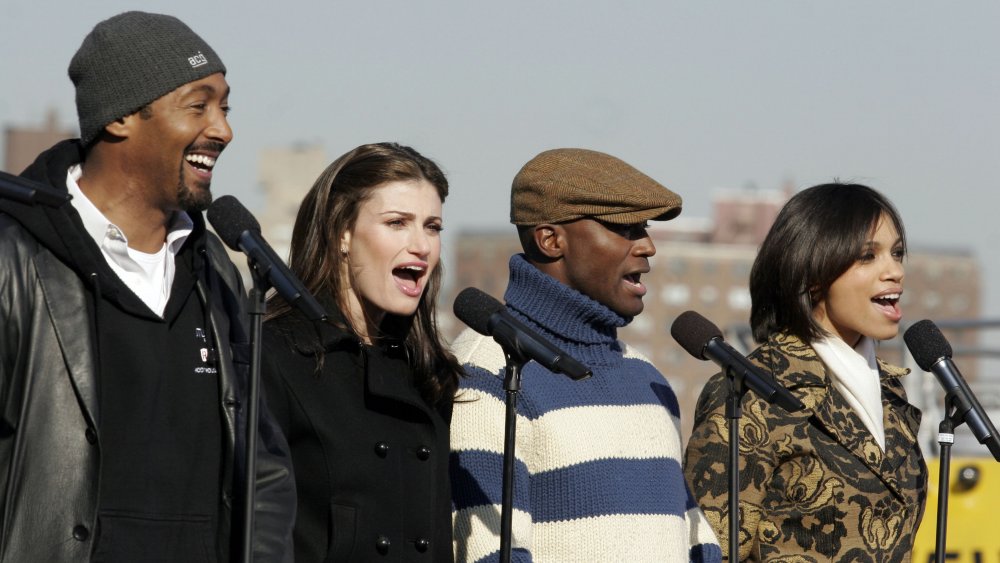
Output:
left=262, top=310, right=453, bottom=562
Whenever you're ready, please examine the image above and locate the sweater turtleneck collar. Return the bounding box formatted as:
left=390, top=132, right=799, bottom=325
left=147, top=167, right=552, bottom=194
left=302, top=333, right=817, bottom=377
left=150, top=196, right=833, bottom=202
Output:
left=503, top=254, right=629, bottom=345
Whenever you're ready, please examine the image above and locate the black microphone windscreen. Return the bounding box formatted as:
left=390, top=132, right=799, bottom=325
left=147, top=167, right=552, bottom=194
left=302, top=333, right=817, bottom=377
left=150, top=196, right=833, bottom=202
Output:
left=453, top=287, right=504, bottom=336
left=670, top=310, right=723, bottom=361
left=207, top=195, right=261, bottom=251
left=904, top=319, right=954, bottom=371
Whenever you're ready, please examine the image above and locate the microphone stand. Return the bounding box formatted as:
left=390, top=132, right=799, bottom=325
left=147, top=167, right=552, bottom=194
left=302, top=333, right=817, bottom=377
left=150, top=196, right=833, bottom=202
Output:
left=933, top=389, right=975, bottom=563
left=499, top=350, right=527, bottom=563
left=240, top=269, right=268, bottom=563
left=724, top=369, right=748, bottom=563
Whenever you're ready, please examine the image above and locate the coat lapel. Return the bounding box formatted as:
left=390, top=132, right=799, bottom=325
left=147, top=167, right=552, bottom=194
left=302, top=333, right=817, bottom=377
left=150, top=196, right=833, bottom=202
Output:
left=307, top=311, right=439, bottom=420
left=769, top=334, right=913, bottom=499
left=364, top=343, right=428, bottom=411
left=34, top=251, right=99, bottom=429
left=877, top=360, right=922, bottom=479
left=810, top=380, right=894, bottom=485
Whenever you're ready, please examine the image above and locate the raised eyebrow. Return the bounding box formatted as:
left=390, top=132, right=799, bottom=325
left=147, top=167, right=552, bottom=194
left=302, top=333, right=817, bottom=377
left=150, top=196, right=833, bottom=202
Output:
left=381, top=210, right=415, bottom=219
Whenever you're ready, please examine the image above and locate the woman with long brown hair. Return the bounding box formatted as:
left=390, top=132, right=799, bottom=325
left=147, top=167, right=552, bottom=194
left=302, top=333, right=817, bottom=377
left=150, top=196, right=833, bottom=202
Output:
left=261, top=142, right=462, bottom=562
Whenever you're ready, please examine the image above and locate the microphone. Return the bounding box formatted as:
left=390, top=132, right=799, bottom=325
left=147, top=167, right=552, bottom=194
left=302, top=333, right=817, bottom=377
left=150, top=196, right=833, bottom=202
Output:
left=208, top=195, right=327, bottom=322
left=671, top=310, right=804, bottom=412
left=904, top=320, right=1000, bottom=461
left=453, top=287, right=591, bottom=380
left=0, top=170, right=72, bottom=207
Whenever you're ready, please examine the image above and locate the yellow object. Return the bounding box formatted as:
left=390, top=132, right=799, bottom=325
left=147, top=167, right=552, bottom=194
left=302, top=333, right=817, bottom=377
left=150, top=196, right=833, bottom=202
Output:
left=912, top=457, right=1000, bottom=562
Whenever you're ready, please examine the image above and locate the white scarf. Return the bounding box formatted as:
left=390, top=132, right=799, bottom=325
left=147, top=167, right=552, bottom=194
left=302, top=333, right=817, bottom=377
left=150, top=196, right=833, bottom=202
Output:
left=811, top=336, right=885, bottom=451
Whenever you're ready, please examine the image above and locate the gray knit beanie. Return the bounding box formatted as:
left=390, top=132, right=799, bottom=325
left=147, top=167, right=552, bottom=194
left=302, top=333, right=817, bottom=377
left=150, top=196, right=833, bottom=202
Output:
left=69, top=11, right=227, bottom=146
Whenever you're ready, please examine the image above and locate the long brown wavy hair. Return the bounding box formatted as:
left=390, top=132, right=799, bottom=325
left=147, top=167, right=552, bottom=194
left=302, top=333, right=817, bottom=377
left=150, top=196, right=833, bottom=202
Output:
left=267, top=142, right=461, bottom=407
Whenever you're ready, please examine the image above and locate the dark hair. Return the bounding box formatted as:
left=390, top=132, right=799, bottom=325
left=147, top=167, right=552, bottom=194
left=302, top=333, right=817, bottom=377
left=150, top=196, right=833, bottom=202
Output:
left=749, top=183, right=906, bottom=344
left=268, top=142, right=461, bottom=406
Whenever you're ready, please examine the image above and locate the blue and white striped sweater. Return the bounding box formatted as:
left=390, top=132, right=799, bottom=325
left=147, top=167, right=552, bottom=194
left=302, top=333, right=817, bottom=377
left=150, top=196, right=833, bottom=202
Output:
left=451, top=254, right=721, bottom=563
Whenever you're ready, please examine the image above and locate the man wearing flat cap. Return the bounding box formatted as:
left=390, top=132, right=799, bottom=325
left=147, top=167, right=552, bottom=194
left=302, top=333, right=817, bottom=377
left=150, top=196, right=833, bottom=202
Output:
left=0, top=11, right=293, bottom=562
left=450, top=148, right=722, bottom=562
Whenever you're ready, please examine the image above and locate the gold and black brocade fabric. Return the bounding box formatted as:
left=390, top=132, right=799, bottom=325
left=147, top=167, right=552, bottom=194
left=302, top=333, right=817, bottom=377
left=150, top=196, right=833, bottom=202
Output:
left=684, top=333, right=928, bottom=562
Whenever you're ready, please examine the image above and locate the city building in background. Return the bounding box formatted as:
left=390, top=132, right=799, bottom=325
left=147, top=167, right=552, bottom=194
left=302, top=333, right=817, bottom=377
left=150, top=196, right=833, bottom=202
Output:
left=257, top=144, right=329, bottom=260
left=220, top=144, right=329, bottom=280
left=2, top=109, right=75, bottom=173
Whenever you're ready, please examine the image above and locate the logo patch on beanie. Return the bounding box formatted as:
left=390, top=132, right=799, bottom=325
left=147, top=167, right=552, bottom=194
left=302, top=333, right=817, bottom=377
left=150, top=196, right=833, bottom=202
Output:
left=188, top=51, right=209, bottom=68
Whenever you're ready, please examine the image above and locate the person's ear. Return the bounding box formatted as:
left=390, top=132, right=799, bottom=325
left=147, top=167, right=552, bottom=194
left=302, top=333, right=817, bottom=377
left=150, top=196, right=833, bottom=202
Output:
left=103, top=116, right=132, bottom=139
left=533, top=224, right=565, bottom=259
left=808, top=284, right=822, bottom=306
left=339, top=230, right=352, bottom=256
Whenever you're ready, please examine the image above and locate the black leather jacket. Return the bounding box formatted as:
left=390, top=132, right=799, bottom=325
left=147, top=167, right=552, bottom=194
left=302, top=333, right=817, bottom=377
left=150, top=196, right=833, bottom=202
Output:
left=0, top=140, right=295, bottom=562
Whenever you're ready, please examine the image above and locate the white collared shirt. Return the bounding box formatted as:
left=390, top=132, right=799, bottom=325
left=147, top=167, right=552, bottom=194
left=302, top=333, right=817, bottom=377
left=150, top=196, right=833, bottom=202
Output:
left=67, top=164, right=193, bottom=316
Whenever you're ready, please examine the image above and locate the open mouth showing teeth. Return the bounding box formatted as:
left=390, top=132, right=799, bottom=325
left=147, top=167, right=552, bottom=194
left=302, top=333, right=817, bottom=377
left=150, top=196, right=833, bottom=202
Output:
left=393, top=265, right=426, bottom=294
left=186, top=153, right=217, bottom=171
left=623, top=272, right=647, bottom=296
left=872, top=293, right=901, bottom=307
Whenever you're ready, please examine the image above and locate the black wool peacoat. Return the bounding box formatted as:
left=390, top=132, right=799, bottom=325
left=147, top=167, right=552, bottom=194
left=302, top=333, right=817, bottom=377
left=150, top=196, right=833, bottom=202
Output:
left=262, top=309, right=453, bottom=563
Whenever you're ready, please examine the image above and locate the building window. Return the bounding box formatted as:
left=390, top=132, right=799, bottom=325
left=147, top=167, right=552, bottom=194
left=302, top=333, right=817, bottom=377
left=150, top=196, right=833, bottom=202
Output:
left=699, top=286, right=719, bottom=304
left=733, top=261, right=751, bottom=279
left=949, top=294, right=970, bottom=313
left=660, top=284, right=690, bottom=306
left=630, top=314, right=652, bottom=335
left=664, top=349, right=683, bottom=365
left=728, top=287, right=751, bottom=310
left=923, top=262, right=942, bottom=281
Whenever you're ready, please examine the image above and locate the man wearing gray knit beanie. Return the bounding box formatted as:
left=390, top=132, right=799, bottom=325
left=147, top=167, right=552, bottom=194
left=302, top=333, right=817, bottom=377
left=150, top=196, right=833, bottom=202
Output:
left=0, top=11, right=294, bottom=563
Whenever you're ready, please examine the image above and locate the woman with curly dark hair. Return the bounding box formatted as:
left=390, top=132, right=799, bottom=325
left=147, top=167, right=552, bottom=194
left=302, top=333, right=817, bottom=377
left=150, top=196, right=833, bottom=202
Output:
left=261, top=142, right=462, bottom=562
left=684, top=183, right=927, bottom=562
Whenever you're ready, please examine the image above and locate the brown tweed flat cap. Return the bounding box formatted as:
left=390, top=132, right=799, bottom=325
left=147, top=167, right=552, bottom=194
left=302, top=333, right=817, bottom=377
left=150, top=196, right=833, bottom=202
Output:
left=510, top=148, right=682, bottom=225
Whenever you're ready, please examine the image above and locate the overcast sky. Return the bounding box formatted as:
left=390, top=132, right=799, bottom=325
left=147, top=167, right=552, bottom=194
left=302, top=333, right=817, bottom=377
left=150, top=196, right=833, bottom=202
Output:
left=3, top=1, right=999, bottom=332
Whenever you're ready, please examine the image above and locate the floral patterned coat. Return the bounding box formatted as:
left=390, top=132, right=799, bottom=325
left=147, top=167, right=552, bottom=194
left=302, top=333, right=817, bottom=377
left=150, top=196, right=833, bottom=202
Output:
left=684, top=333, right=927, bottom=562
